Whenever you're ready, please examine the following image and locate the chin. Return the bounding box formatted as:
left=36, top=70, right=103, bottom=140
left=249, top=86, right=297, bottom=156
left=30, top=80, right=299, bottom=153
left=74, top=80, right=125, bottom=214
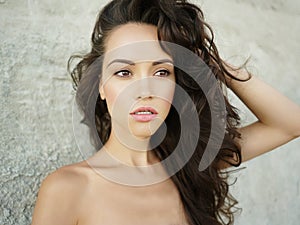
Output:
left=132, top=119, right=163, bottom=133
left=130, top=127, right=156, bottom=139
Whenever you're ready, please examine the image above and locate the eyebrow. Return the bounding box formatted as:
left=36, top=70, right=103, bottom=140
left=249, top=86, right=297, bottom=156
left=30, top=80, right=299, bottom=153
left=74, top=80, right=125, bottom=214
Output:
left=106, top=59, right=174, bottom=68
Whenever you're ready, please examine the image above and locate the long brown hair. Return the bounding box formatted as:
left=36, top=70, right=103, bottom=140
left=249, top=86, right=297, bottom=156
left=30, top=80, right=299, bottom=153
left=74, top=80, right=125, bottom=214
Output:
left=68, top=0, right=250, bottom=224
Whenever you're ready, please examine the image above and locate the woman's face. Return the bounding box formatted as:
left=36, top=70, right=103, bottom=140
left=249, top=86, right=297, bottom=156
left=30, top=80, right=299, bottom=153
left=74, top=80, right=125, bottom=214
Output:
left=100, top=23, right=176, bottom=140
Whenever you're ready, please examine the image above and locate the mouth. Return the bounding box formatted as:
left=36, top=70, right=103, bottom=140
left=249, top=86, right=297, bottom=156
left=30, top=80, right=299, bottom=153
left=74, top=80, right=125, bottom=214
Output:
left=130, top=107, right=158, bottom=115
left=130, top=107, right=158, bottom=122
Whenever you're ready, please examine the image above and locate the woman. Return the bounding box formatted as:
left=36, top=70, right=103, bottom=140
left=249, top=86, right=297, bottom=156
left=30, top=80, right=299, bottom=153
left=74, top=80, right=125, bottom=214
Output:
left=31, top=0, right=300, bottom=224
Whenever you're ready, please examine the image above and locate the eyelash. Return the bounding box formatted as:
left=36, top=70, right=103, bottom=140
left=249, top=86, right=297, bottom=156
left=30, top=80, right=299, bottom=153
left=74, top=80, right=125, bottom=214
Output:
left=114, top=69, right=171, bottom=78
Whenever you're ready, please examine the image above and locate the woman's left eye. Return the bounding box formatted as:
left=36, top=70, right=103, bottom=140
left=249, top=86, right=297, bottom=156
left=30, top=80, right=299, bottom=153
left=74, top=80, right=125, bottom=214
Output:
left=154, top=69, right=171, bottom=77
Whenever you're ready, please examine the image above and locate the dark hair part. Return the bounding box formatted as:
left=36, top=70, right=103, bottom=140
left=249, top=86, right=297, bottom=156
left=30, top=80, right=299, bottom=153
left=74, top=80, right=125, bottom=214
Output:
left=69, top=0, right=250, bottom=224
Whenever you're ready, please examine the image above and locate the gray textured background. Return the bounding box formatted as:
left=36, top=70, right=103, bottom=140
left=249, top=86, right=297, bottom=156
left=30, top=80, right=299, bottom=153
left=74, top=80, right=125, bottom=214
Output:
left=1, top=0, right=299, bottom=224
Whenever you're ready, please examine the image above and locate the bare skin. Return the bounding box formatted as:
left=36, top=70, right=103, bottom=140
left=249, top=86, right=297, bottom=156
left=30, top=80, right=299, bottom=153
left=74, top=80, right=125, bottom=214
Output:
left=31, top=23, right=300, bottom=225
left=32, top=23, right=190, bottom=225
left=31, top=160, right=188, bottom=225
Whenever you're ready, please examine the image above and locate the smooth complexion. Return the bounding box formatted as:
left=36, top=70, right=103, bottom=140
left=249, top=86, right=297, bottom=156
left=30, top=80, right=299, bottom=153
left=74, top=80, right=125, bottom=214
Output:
left=82, top=23, right=187, bottom=224
left=98, top=23, right=176, bottom=167
left=32, top=23, right=187, bottom=225
left=30, top=21, right=300, bottom=225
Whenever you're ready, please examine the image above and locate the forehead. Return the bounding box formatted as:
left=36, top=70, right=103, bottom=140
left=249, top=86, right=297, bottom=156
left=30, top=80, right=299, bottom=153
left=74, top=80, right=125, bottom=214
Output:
left=103, top=23, right=172, bottom=64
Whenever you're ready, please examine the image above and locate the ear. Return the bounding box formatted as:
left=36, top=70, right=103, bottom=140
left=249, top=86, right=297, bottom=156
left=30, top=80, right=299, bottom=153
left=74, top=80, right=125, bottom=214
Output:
left=99, top=81, right=106, bottom=100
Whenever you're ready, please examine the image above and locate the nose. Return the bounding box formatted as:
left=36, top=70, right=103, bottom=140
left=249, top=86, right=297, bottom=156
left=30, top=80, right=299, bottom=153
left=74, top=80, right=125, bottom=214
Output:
left=137, top=92, right=153, bottom=100
left=136, top=77, right=153, bottom=100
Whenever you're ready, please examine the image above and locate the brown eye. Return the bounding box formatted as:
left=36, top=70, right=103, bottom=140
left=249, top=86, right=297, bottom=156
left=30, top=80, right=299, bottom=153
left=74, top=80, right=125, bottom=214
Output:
left=114, top=70, right=132, bottom=78
left=154, top=69, right=170, bottom=77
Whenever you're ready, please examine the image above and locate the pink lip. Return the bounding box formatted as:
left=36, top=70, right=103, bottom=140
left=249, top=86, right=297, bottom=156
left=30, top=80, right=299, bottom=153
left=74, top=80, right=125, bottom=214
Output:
left=130, top=107, right=158, bottom=115
left=130, top=106, right=158, bottom=122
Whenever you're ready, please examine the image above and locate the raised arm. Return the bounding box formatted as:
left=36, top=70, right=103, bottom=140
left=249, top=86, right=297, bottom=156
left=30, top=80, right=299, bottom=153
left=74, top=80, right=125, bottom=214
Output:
left=226, top=68, right=300, bottom=163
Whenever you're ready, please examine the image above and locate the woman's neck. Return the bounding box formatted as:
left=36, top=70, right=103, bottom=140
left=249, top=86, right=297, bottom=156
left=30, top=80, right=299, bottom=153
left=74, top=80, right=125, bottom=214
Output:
left=103, top=129, right=160, bottom=166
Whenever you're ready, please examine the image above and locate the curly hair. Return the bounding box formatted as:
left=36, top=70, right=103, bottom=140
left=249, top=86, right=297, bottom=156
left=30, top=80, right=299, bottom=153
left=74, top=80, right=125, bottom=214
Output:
left=68, top=0, right=250, bottom=224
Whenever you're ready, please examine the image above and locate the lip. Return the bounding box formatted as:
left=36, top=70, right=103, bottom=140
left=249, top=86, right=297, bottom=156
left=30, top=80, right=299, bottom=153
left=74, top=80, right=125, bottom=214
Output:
left=130, top=106, right=158, bottom=122
left=130, top=106, right=158, bottom=115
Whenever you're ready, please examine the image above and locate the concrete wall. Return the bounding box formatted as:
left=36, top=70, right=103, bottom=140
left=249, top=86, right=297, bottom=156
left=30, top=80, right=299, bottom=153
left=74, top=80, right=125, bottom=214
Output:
left=1, top=0, right=299, bottom=224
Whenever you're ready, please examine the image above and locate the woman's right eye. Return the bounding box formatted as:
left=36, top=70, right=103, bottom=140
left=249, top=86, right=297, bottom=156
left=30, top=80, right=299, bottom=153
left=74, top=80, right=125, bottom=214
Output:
left=114, top=70, right=132, bottom=78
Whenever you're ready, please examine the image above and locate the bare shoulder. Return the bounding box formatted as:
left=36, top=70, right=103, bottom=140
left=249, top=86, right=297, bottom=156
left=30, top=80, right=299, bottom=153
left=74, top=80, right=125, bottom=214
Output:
left=44, top=161, right=91, bottom=189
left=31, top=161, right=93, bottom=225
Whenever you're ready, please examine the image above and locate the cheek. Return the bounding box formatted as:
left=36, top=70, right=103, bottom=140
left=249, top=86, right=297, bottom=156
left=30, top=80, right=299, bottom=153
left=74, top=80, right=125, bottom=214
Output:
left=163, top=94, right=174, bottom=113
left=152, top=76, right=176, bottom=103
left=163, top=81, right=176, bottom=107
left=103, top=84, right=120, bottom=115
left=159, top=84, right=176, bottom=116
left=103, top=81, right=134, bottom=118
left=104, top=77, right=176, bottom=117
